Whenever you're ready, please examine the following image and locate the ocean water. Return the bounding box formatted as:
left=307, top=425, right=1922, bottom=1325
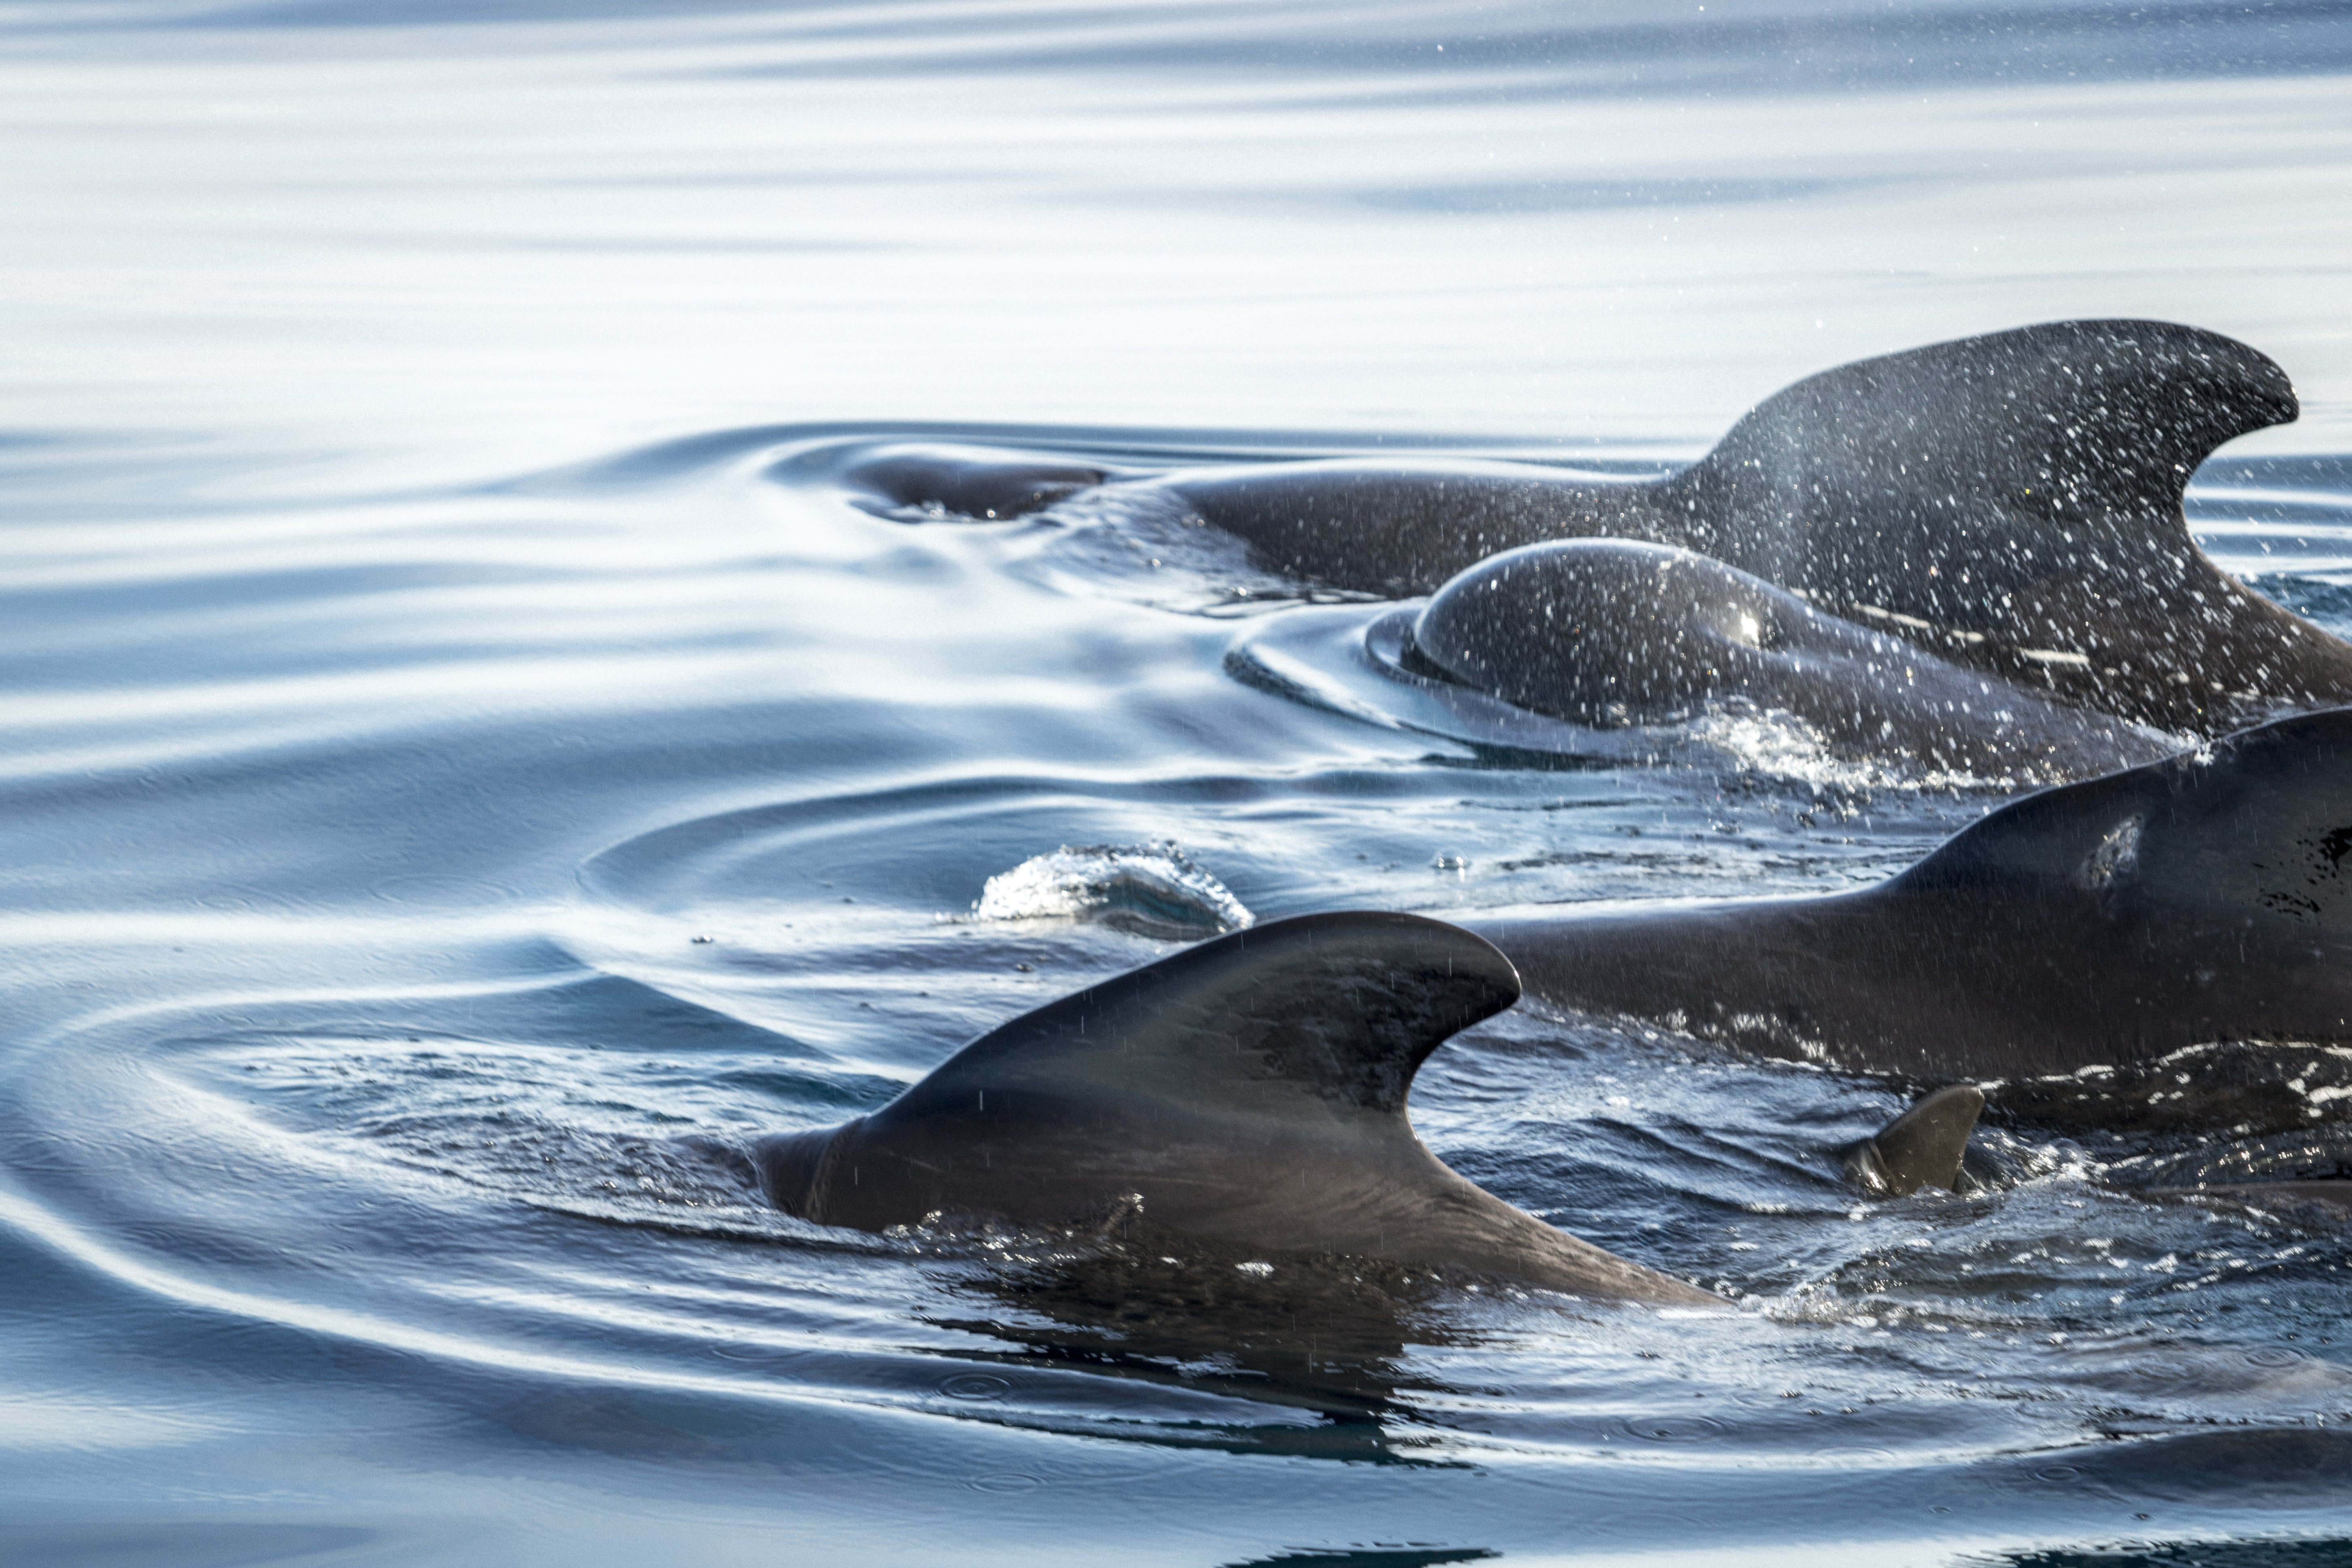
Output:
left=2, top=3, right=2351, bottom=1565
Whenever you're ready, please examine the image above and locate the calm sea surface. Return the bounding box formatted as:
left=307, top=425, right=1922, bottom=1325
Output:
left=3, top=4, right=2351, bottom=1565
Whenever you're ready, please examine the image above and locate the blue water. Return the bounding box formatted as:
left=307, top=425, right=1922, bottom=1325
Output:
left=4, top=4, right=2352, bottom=1565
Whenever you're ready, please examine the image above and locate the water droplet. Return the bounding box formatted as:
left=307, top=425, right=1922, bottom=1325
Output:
left=940, top=1374, right=1011, bottom=1401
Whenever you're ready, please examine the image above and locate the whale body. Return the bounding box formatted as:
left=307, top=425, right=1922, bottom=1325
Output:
left=848, top=320, right=2352, bottom=735
left=1470, top=708, right=2352, bottom=1083
left=755, top=911, right=1717, bottom=1305
left=1399, top=538, right=2173, bottom=778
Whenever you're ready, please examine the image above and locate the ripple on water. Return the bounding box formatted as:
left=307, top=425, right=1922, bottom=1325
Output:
left=5, top=420, right=2351, bottom=1556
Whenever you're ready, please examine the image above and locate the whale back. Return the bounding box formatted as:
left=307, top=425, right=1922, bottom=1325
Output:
left=1850, top=706, right=2352, bottom=1065
left=1892, top=708, right=2352, bottom=931
left=1404, top=538, right=1793, bottom=725
left=1473, top=708, right=2352, bottom=1081
left=844, top=321, right=2352, bottom=731
left=1396, top=535, right=2170, bottom=779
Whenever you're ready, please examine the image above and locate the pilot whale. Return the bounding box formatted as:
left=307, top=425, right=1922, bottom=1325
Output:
left=1395, top=537, right=2173, bottom=779
left=1834, top=1085, right=2351, bottom=1216
left=1470, top=708, right=2352, bottom=1084
left=754, top=911, right=1718, bottom=1305
left=847, top=320, right=2352, bottom=735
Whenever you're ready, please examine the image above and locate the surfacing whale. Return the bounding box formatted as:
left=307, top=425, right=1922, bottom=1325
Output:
left=1470, top=708, right=2352, bottom=1086
left=847, top=320, right=2352, bottom=734
left=1394, top=538, right=2173, bottom=779
left=754, top=911, right=1718, bottom=1305
left=1837, top=1085, right=2352, bottom=1217
left=1842, top=1085, right=1984, bottom=1197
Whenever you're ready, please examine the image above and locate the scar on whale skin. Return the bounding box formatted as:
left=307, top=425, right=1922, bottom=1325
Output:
left=846, top=319, right=2352, bottom=736
left=753, top=911, right=1720, bottom=1306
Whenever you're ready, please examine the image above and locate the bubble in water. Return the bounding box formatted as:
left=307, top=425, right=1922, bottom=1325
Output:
left=1622, top=1415, right=1727, bottom=1443
left=939, top=1374, right=1012, bottom=1401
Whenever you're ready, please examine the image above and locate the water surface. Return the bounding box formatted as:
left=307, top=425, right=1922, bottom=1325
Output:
left=2, top=3, right=2351, bottom=1564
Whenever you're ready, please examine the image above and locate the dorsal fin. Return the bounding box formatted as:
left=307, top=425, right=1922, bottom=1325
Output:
left=1843, top=1084, right=1984, bottom=1196
left=1893, top=709, right=2352, bottom=939
left=1674, top=319, right=2298, bottom=613
left=879, top=911, right=1519, bottom=1129
left=759, top=909, right=1720, bottom=1301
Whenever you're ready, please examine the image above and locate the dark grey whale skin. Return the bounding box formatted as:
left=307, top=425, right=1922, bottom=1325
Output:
left=1404, top=538, right=2173, bottom=779
left=848, top=321, right=2352, bottom=736
left=754, top=911, right=1716, bottom=1305
left=2184, top=1181, right=2352, bottom=1215
left=1470, top=709, right=2352, bottom=1082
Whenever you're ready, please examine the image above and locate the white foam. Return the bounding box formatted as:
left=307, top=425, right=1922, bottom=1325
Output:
left=972, top=842, right=1253, bottom=939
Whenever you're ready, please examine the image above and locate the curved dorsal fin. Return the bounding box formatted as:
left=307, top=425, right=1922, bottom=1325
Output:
left=1676, top=319, right=2298, bottom=609
left=1843, top=1084, right=1984, bottom=1196
left=878, top=911, right=1520, bottom=1131
left=776, top=911, right=1714, bottom=1302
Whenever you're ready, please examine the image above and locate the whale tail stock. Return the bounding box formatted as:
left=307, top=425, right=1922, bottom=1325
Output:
left=756, top=911, right=1716, bottom=1303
